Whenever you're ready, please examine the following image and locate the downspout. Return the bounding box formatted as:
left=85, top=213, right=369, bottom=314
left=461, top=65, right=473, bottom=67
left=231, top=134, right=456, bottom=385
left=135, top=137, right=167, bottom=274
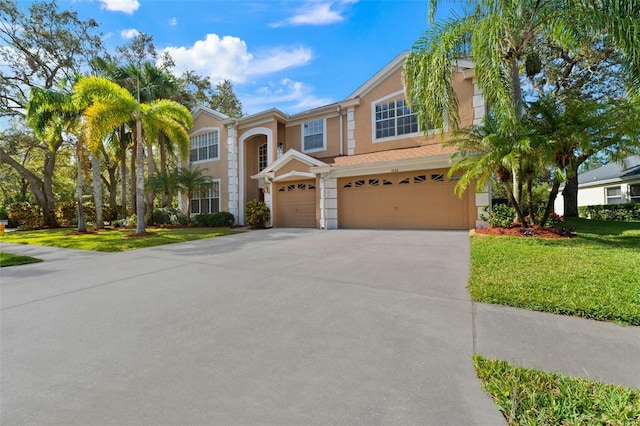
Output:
left=337, top=105, right=344, bottom=157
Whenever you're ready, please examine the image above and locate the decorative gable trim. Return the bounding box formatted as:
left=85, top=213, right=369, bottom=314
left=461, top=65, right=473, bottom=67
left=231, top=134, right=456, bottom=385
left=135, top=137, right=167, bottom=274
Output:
left=255, top=149, right=328, bottom=177
left=347, top=51, right=409, bottom=100
left=191, top=105, right=230, bottom=121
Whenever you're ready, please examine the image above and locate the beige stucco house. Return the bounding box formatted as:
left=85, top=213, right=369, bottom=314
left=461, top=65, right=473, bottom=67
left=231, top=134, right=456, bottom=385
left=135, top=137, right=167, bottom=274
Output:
left=182, top=52, right=489, bottom=229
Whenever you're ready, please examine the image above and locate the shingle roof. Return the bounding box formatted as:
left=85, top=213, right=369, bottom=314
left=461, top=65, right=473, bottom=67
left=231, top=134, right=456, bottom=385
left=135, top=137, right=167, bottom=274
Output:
left=328, top=143, right=455, bottom=167
left=578, top=155, right=640, bottom=184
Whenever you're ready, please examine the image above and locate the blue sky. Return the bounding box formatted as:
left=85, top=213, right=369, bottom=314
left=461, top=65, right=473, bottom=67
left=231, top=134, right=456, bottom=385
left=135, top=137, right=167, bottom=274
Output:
left=69, top=0, right=461, bottom=115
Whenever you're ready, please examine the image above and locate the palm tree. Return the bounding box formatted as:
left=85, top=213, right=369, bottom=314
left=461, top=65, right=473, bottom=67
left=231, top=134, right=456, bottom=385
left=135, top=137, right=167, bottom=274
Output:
left=404, top=0, right=640, bottom=214
left=175, top=167, right=209, bottom=226
left=73, top=76, right=192, bottom=234
left=26, top=87, right=90, bottom=231
left=447, top=114, right=531, bottom=225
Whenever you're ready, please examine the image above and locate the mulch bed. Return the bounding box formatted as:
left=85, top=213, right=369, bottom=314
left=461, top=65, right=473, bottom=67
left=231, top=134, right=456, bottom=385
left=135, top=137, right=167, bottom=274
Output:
left=473, top=224, right=576, bottom=239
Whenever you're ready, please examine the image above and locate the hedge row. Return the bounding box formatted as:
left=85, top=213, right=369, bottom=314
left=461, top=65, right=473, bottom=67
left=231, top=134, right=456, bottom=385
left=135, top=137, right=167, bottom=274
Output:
left=578, top=203, right=640, bottom=221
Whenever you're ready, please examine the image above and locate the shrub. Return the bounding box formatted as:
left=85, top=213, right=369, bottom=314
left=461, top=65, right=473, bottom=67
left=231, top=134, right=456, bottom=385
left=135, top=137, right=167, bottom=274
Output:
left=484, top=203, right=515, bottom=228
left=152, top=207, right=173, bottom=225
left=8, top=202, right=43, bottom=229
left=0, top=205, right=8, bottom=220
left=193, top=211, right=235, bottom=227
left=56, top=201, right=77, bottom=226
left=245, top=200, right=270, bottom=228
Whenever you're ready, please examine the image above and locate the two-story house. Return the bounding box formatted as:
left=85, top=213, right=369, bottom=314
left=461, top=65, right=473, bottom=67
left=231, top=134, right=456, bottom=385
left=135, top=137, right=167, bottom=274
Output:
left=184, top=52, right=489, bottom=230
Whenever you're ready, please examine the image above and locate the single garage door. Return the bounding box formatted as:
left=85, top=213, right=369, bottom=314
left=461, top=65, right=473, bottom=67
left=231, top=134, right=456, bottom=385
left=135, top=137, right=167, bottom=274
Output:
left=339, top=170, right=472, bottom=229
left=274, top=180, right=317, bottom=227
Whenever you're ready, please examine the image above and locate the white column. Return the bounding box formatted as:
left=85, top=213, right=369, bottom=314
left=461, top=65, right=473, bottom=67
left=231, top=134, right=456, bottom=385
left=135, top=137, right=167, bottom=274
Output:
left=347, top=107, right=356, bottom=156
left=320, top=176, right=338, bottom=229
left=472, top=78, right=486, bottom=125
left=226, top=124, right=239, bottom=223
left=475, top=184, right=491, bottom=227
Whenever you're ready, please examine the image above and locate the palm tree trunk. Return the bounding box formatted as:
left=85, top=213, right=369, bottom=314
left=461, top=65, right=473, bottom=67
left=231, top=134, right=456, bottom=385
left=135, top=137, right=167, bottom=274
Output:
left=145, top=140, right=156, bottom=224
left=76, top=146, right=87, bottom=233
left=130, top=137, right=137, bottom=215
left=91, top=154, right=104, bottom=229
left=541, top=178, right=562, bottom=226
left=135, top=120, right=146, bottom=234
left=159, top=133, right=169, bottom=207
left=526, top=176, right=535, bottom=224
left=119, top=126, right=128, bottom=219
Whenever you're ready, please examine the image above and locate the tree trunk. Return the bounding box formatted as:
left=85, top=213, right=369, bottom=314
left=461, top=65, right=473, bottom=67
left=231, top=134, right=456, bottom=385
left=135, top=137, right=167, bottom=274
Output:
left=562, top=174, right=579, bottom=217
left=76, top=147, right=87, bottom=233
left=135, top=120, right=146, bottom=234
left=145, top=140, right=156, bottom=224
left=526, top=176, right=535, bottom=224
left=0, top=146, right=58, bottom=227
left=130, top=138, right=137, bottom=215
left=541, top=178, right=562, bottom=226
left=91, top=154, right=104, bottom=229
left=42, top=150, right=59, bottom=227
left=120, top=126, right=128, bottom=219
left=105, top=164, right=118, bottom=222
left=159, top=133, right=169, bottom=207
left=501, top=180, right=528, bottom=227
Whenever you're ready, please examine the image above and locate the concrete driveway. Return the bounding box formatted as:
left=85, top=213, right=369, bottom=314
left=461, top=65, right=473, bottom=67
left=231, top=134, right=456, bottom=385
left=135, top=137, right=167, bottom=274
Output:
left=1, top=229, right=505, bottom=425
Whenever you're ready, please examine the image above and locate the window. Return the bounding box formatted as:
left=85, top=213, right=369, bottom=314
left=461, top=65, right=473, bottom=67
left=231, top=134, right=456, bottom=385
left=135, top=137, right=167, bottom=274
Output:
left=630, top=184, right=640, bottom=203
left=375, top=99, right=418, bottom=139
left=303, top=119, right=325, bottom=152
left=258, top=143, right=268, bottom=171
left=190, top=130, right=219, bottom=163
left=190, top=181, right=220, bottom=214
left=605, top=186, right=622, bottom=204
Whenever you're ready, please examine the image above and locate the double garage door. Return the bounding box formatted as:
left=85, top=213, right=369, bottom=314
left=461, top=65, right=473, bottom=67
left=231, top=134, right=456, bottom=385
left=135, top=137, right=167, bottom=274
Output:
left=274, top=180, right=317, bottom=227
left=339, top=170, right=472, bottom=230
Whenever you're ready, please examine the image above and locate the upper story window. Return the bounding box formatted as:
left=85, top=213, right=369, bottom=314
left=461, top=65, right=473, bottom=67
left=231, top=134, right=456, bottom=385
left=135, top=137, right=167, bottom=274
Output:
left=258, top=143, right=268, bottom=171
left=302, top=118, right=326, bottom=152
left=190, top=130, right=219, bottom=163
left=374, top=98, right=418, bottom=140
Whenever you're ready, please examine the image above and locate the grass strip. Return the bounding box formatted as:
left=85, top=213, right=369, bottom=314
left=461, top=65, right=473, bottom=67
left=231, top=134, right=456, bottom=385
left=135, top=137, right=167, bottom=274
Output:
left=0, top=251, right=43, bottom=267
left=474, top=355, right=640, bottom=425
left=0, top=227, right=240, bottom=252
left=469, top=218, right=640, bottom=325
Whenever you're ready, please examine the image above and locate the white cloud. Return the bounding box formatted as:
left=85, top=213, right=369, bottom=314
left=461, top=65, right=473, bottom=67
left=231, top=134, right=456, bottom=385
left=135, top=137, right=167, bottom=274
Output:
left=120, top=28, right=140, bottom=39
left=168, top=17, right=178, bottom=27
left=270, top=0, right=358, bottom=28
left=99, top=0, right=140, bottom=14
left=242, top=78, right=333, bottom=114
left=162, top=34, right=312, bottom=84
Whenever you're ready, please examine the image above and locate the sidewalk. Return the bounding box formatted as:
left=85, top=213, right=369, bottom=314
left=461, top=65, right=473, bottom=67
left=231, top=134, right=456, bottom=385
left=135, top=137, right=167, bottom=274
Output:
left=474, top=302, right=640, bottom=390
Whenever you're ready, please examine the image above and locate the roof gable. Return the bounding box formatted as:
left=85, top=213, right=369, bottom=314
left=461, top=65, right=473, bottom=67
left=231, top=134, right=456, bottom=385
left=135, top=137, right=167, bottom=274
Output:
left=347, top=52, right=409, bottom=100
left=191, top=105, right=230, bottom=121
left=255, top=149, right=328, bottom=177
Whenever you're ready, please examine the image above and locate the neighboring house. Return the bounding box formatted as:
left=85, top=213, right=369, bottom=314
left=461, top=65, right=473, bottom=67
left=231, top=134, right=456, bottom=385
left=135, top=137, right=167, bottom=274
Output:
left=554, top=156, right=640, bottom=213
left=182, top=52, right=490, bottom=229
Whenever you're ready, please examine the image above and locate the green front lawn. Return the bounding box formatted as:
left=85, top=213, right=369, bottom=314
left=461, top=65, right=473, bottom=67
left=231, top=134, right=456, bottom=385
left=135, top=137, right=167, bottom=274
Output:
left=469, top=218, right=640, bottom=325
left=0, top=227, right=240, bottom=252
left=0, top=251, right=43, bottom=267
left=474, top=355, right=640, bottom=425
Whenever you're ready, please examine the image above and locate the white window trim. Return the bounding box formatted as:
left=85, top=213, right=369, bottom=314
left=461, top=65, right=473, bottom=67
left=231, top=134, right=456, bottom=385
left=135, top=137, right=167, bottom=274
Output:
left=628, top=183, right=640, bottom=203
left=190, top=178, right=222, bottom=214
left=189, top=127, right=220, bottom=164
left=605, top=185, right=622, bottom=204
left=371, top=90, right=439, bottom=143
left=301, top=118, right=327, bottom=154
